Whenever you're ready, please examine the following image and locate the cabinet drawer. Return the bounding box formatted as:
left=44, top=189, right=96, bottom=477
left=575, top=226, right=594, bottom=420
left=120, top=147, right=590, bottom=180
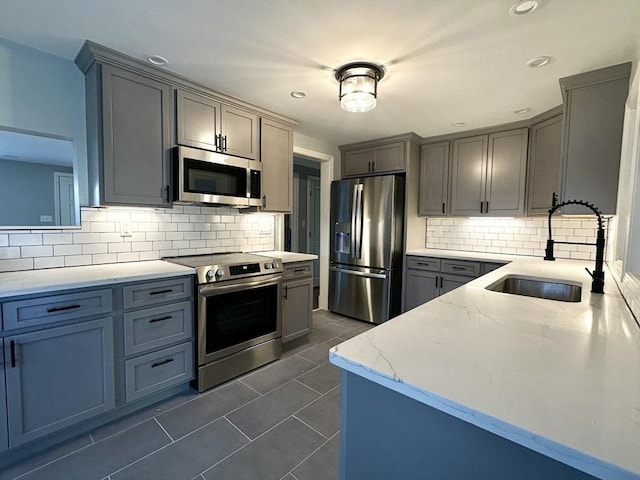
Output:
left=2, top=289, right=113, bottom=331
left=406, top=256, right=441, bottom=272
left=123, top=277, right=192, bottom=310
left=123, top=301, right=193, bottom=356
left=125, top=342, right=193, bottom=402
left=440, top=259, right=480, bottom=277
left=282, top=261, right=313, bottom=280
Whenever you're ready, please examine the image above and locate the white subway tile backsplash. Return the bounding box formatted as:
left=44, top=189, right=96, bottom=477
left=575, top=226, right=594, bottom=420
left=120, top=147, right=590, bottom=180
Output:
left=0, top=205, right=275, bottom=272
left=426, top=216, right=611, bottom=261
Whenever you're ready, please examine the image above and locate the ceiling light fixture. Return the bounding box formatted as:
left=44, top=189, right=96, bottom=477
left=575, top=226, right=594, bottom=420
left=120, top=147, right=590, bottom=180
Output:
left=514, top=107, right=531, bottom=114
left=335, top=62, right=385, bottom=113
left=290, top=90, right=307, bottom=99
left=526, top=56, right=552, bottom=68
left=509, top=0, right=540, bottom=16
left=147, top=55, right=169, bottom=67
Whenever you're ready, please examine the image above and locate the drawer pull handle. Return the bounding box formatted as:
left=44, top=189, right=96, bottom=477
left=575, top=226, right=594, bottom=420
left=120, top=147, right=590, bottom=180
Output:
left=416, top=262, right=431, bottom=267
left=47, top=304, right=81, bottom=313
left=10, top=340, right=17, bottom=368
left=151, top=358, right=174, bottom=368
left=149, top=289, right=173, bottom=296
left=293, top=268, right=306, bottom=273
left=450, top=266, right=467, bottom=271
left=149, top=315, right=172, bottom=323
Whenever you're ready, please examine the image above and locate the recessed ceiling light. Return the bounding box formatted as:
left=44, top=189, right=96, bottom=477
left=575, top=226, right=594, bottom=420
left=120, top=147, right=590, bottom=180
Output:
left=526, top=56, right=552, bottom=68
left=514, top=107, right=531, bottom=114
left=451, top=122, right=465, bottom=127
left=290, top=91, right=307, bottom=99
left=509, top=0, right=540, bottom=16
left=147, top=55, right=169, bottom=67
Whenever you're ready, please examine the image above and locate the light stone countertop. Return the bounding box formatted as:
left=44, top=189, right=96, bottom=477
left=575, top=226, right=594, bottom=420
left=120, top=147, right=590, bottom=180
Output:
left=253, top=250, right=318, bottom=263
left=0, top=261, right=195, bottom=299
left=330, top=255, right=640, bottom=480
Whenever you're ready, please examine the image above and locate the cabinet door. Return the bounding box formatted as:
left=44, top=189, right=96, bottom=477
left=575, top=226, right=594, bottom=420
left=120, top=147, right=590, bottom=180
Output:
left=176, top=89, right=220, bottom=151
left=372, top=142, right=405, bottom=173
left=451, top=135, right=488, bottom=216
left=440, top=273, right=471, bottom=295
left=0, top=342, right=7, bottom=453
left=419, top=142, right=450, bottom=216
left=561, top=75, right=629, bottom=214
left=485, top=128, right=528, bottom=216
left=101, top=64, right=172, bottom=207
left=4, top=318, right=115, bottom=448
left=404, top=270, right=439, bottom=311
left=282, top=277, right=313, bottom=343
left=527, top=115, right=563, bottom=215
left=261, top=118, right=293, bottom=212
left=342, top=148, right=373, bottom=177
left=221, top=104, right=259, bottom=160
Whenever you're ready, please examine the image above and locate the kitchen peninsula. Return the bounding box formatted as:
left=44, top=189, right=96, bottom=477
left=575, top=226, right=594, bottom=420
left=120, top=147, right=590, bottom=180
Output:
left=330, top=253, right=640, bottom=480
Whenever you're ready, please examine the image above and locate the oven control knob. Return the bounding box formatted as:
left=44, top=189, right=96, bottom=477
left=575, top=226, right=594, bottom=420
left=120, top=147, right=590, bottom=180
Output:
left=205, top=269, right=214, bottom=280
left=215, top=268, right=224, bottom=278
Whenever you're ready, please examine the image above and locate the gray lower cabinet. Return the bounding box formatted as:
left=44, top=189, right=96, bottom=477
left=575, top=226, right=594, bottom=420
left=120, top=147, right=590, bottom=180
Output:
left=0, top=342, right=7, bottom=453
left=85, top=62, right=173, bottom=207
left=451, top=129, right=528, bottom=216
left=3, top=318, right=115, bottom=448
left=419, top=141, right=450, bottom=216
left=527, top=114, right=563, bottom=215
left=282, top=261, right=313, bottom=343
left=261, top=118, right=294, bottom=212
left=404, top=256, right=483, bottom=311
left=121, top=276, right=194, bottom=404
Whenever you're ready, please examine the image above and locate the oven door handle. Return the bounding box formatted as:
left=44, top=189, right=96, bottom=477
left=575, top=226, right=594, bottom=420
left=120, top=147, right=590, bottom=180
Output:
left=199, top=275, right=282, bottom=296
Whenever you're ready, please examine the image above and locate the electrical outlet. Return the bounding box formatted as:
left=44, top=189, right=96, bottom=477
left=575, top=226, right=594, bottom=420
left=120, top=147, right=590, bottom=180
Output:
left=120, top=221, right=132, bottom=237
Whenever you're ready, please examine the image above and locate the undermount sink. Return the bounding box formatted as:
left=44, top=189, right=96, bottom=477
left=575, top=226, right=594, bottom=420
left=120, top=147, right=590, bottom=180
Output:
left=485, top=275, right=582, bottom=302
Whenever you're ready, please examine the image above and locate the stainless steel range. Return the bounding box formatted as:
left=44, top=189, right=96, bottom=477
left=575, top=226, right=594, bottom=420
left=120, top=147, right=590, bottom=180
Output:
left=164, top=253, right=283, bottom=392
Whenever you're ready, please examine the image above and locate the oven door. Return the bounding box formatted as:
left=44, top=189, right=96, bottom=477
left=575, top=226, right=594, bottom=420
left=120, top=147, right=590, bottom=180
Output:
left=198, top=274, right=282, bottom=366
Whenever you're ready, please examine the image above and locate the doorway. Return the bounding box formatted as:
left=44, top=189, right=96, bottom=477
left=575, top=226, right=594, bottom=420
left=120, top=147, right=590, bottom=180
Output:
left=286, top=157, right=322, bottom=308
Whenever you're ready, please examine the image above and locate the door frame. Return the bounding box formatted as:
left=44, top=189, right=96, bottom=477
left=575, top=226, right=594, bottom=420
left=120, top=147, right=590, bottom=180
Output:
left=306, top=175, right=321, bottom=288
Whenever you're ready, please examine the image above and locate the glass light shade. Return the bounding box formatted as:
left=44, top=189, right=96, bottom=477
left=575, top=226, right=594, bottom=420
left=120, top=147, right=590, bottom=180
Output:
left=335, top=63, right=384, bottom=113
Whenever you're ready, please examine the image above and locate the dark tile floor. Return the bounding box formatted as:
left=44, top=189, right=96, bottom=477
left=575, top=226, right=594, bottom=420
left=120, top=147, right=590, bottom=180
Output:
left=1, top=310, right=373, bottom=480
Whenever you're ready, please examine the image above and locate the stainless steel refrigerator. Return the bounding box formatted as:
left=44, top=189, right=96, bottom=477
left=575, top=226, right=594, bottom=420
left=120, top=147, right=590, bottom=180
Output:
left=329, top=175, right=404, bottom=324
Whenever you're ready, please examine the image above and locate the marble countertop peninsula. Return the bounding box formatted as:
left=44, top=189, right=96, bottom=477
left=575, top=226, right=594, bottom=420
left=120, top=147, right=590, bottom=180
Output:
left=0, top=261, right=195, bottom=299
left=330, top=255, right=640, bottom=479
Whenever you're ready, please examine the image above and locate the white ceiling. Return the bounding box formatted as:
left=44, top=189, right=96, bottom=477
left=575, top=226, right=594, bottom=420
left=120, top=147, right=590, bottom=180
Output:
left=1, top=0, right=639, bottom=146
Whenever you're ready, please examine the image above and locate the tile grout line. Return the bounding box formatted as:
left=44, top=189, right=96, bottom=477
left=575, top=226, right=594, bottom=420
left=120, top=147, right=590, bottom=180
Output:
left=293, top=378, right=325, bottom=396
left=237, top=378, right=264, bottom=396
left=223, top=415, right=253, bottom=442
left=286, top=431, right=340, bottom=479
left=153, top=417, right=175, bottom=443
left=291, top=415, right=328, bottom=440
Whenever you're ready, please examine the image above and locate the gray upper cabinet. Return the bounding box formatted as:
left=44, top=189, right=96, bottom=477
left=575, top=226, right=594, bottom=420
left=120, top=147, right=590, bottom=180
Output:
left=85, top=63, right=173, bottom=207
left=450, top=135, right=488, bottom=216
left=261, top=118, right=293, bottom=212
left=342, top=141, right=406, bottom=177
left=175, top=90, right=259, bottom=160
left=0, top=342, right=7, bottom=453
left=4, top=318, right=115, bottom=448
left=559, top=62, right=631, bottom=214
left=419, top=141, right=450, bottom=216
left=527, top=114, right=563, bottom=215
left=451, top=129, right=527, bottom=216
left=221, top=104, right=259, bottom=160
left=176, top=89, right=220, bottom=151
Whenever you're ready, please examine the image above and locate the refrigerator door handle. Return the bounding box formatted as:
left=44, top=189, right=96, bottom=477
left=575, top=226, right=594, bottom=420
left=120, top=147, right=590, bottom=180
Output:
left=330, top=266, right=388, bottom=280
left=350, top=184, right=359, bottom=257
left=353, top=184, right=364, bottom=259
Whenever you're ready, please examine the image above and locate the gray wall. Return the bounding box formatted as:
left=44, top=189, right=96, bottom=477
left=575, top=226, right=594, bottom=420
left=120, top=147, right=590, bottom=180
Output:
left=0, top=159, right=73, bottom=226
left=0, top=38, right=87, bottom=205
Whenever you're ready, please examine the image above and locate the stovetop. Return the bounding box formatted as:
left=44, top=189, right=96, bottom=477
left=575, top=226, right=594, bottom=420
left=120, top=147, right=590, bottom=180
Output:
left=163, top=252, right=282, bottom=284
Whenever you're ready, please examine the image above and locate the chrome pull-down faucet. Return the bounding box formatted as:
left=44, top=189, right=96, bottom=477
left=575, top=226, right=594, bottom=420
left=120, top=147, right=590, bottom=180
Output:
left=543, top=194, right=605, bottom=294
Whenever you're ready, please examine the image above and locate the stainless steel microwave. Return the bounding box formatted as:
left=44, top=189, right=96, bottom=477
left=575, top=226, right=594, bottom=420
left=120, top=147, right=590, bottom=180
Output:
left=174, top=146, right=262, bottom=207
